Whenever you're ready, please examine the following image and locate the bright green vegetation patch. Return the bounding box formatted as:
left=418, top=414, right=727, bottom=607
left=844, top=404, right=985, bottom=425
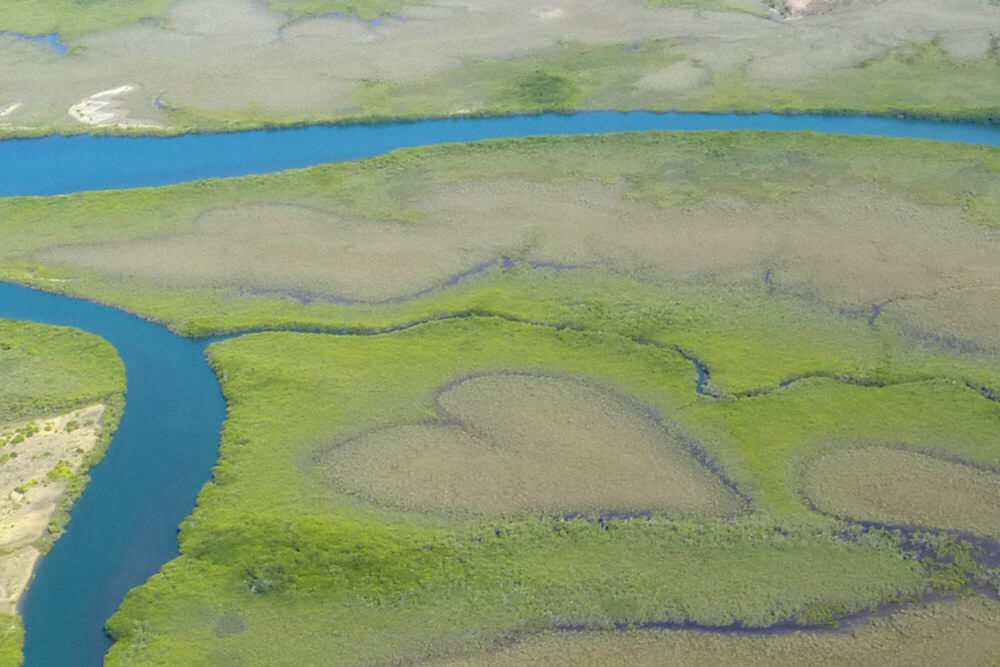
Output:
left=323, top=372, right=740, bottom=517
left=104, top=319, right=934, bottom=663
left=0, top=319, right=124, bottom=423
left=437, top=596, right=1000, bottom=666
left=802, top=445, right=1000, bottom=538
left=0, top=0, right=419, bottom=40
left=0, top=614, right=22, bottom=666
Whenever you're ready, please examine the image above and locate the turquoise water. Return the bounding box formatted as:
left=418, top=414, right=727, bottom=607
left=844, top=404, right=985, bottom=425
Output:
left=0, top=283, right=228, bottom=666
left=3, top=112, right=1000, bottom=197
left=2, top=112, right=1000, bottom=665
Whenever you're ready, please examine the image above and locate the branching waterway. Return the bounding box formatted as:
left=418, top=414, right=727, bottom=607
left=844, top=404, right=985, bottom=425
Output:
left=3, top=112, right=1000, bottom=665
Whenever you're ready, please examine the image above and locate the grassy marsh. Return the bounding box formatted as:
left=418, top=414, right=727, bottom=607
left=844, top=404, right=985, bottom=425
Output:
left=5, top=131, right=1000, bottom=356
left=0, top=0, right=422, bottom=40
left=7, top=131, right=1000, bottom=662
left=104, top=319, right=940, bottom=663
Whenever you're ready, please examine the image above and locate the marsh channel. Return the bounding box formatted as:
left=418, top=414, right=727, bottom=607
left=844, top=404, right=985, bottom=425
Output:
left=3, top=111, right=1000, bottom=665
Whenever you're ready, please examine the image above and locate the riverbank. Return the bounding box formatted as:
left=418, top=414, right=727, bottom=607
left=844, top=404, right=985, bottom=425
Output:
left=0, top=319, right=124, bottom=663
left=0, top=405, right=106, bottom=613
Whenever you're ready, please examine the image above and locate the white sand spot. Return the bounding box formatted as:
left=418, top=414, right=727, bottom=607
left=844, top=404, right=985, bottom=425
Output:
left=785, top=0, right=813, bottom=11
left=0, top=102, right=21, bottom=118
left=68, top=85, right=158, bottom=127
left=532, top=7, right=566, bottom=19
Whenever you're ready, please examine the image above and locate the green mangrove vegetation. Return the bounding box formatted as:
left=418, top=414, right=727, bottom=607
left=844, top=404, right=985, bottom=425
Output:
left=0, top=320, right=125, bottom=663
left=6, top=130, right=1000, bottom=662
left=0, top=319, right=123, bottom=423
left=105, top=319, right=953, bottom=663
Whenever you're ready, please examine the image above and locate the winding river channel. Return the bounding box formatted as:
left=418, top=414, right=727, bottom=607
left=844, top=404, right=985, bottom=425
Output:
left=3, top=111, right=1000, bottom=665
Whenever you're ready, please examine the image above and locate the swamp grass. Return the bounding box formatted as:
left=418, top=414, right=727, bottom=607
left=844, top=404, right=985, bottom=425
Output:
left=7, top=131, right=1000, bottom=661
left=102, top=316, right=1000, bottom=662
left=324, top=372, right=740, bottom=516
left=356, top=41, right=1000, bottom=125
left=434, top=596, right=1000, bottom=665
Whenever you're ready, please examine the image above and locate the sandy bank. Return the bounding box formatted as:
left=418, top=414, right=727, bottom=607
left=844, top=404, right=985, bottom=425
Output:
left=0, top=405, right=105, bottom=613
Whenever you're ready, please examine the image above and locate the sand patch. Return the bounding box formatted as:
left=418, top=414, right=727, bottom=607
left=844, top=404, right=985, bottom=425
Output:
left=532, top=7, right=566, bottom=20
left=0, top=103, right=20, bottom=118
left=320, top=373, right=740, bottom=516
left=801, top=445, right=1000, bottom=538
left=0, top=405, right=105, bottom=613
left=68, top=85, right=159, bottom=127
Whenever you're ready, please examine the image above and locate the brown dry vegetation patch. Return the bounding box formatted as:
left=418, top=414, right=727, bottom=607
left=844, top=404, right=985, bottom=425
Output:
left=40, top=180, right=1000, bottom=319
left=320, top=373, right=741, bottom=516
left=801, top=445, right=1000, bottom=538
left=429, top=596, right=1000, bottom=666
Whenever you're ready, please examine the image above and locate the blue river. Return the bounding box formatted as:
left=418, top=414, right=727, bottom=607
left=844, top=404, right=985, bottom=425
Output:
left=1, top=111, right=1000, bottom=665
left=3, top=112, right=1000, bottom=197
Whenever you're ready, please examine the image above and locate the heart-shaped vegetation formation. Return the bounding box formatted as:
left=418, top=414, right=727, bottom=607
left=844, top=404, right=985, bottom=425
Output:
left=320, top=373, right=742, bottom=517
left=802, top=445, right=1000, bottom=538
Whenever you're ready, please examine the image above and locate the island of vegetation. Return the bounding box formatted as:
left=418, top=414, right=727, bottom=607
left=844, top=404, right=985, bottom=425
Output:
left=1, top=129, right=997, bottom=662
left=0, top=320, right=124, bottom=664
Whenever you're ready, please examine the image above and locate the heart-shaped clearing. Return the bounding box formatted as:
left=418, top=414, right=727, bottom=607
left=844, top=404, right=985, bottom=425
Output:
left=320, top=373, right=742, bottom=516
